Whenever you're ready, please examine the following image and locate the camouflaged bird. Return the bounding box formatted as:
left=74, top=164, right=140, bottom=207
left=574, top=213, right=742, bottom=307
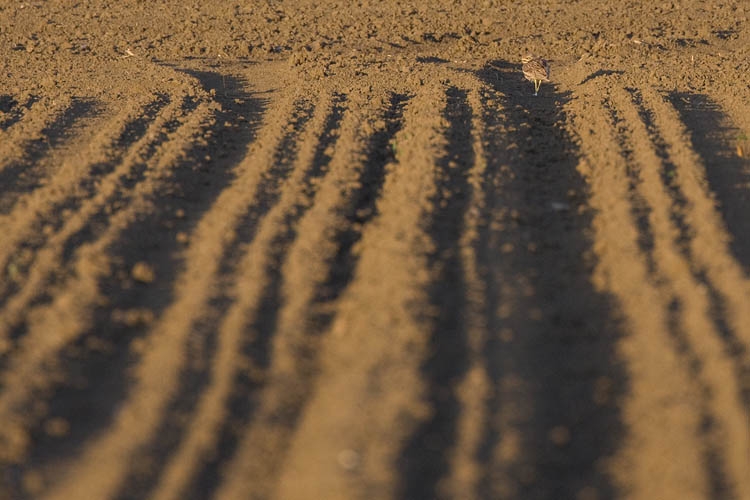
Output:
left=522, top=55, right=550, bottom=96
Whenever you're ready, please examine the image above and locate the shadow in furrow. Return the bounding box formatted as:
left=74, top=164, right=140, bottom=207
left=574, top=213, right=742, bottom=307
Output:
left=668, top=93, right=750, bottom=276
left=0, top=98, right=99, bottom=215
left=109, top=79, right=293, bottom=500
left=0, top=95, right=170, bottom=319
left=665, top=297, right=733, bottom=500
left=631, top=90, right=750, bottom=414
left=191, top=93, right=411, bottom=499
left=58, top=94, right=183, bottom=268
left=471, top=60, right=626, bottom=500
left=398, top=87, right=472, bottom=500
left=313, top=92, right=410, bottom=323
left=602, top=100, right=658, bottom=276
left=627, top=91, right=748, bottom=494
left=0, top=94, right=38, bottom=130
left=190, top=93, right=409, bottom=500
left=76, top=94, right=171, bottom=197
left=22, top=73, right=266, bottom=487
left=185, top=94, right=349, bottom=500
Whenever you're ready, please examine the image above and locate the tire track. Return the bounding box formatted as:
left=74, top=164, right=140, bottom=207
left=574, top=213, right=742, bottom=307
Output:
left=215, top=87, right=411, bottom=500
left=572, top=84, right=707, bottom=500
left=0, top=94, right=216, bottom=472
left=146, top=90, right=346, bottom=500
left=666, top=93, right=750, bottom=413
left=633, top=87, right=750, bottom=498
left=220, top=83, right=433, bottom=500
left=631, top=89, right=750, bottom=413
left=36, top=86, right=303, bottom=500
left=609, top=86, right=735, bottom=499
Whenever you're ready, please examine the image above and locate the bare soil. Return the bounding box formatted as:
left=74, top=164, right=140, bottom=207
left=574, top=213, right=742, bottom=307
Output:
left=1, top=1, right=750, bottom=499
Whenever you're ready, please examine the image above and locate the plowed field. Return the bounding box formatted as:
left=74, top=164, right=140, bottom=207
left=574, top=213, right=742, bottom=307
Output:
left=2, top=1, right=750, bottom=499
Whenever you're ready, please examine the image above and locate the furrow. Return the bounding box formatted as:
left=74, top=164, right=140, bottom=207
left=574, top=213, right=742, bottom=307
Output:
left=0, top=98, right=214, bottom=469
left=636, top=86, right=750, bottom=498
left=0, top=97, right=99, bottom=215
left=119, top=91, right=315, bottom=498
left=571, top=86, right=709, bottom=499
left=398, top=85, right=475, bottom=500
left=0, top=94, right=169, bottom=306
left=143, top=91, right=340, bottom=500
left=0, top=96, right=70, bottom=175
left=211, top=87, right=404, bottom=500
left=0, top=96, right=182, bottom=351
left=429, top=85, right=492, bottom=500
left=667, top=93, right=750, bottom=276
left=0, top=94, right=38, bottom=131
left=466, top=62, right=625, bottom=500
left=26, top=72, right=265, bottom=494
left=251, top=84, right=441, bottom=500
left=36, top=91, right=301, bottom=500
left=608, top=84, right=745, bottom=499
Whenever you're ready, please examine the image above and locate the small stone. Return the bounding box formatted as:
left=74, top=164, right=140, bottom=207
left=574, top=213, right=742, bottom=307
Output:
left=337, top=449, right=360, bottom=471
left=594, top=376, right=613, bottom=405
left=131, top=262, right=155, bottom=283
left=22, top=471, right=44, bottom=495
left=44, top=417, right=70, bottom=437
left=113, top=308, right=155, bottom=327
left=577, top=486, right=600, bottom=500
left=548, top=425, right=571, bottom=447
left=499, top=328, right=514, bottom=342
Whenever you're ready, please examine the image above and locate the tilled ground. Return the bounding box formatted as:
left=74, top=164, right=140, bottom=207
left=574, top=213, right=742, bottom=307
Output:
left=1, top=1, right=750, bottom=499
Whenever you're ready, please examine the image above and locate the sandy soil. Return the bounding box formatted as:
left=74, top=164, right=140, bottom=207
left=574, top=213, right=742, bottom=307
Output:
left=1, top=0, right=750, bottom=499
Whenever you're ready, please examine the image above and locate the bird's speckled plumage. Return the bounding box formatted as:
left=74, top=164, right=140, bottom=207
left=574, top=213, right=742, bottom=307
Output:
left=522, top=55, right=550, bottom=95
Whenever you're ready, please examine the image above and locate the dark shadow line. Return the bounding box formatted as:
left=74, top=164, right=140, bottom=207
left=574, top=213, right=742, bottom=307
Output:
left=188, top=93, right=349, bottom=500
left=579, top=69, right=625, bottom=86
left=110, top=84, right=312, bottom=500
left=397, top=86, right=473, bottom=500
left=0, top=94, right=172, bottom=384
left=0, top=98, right=99, bottom=215
left=0, top=94, right=38, bottom=130
left=667, top=92, right=750, bottom=277
left=20, top=73, right=266, bottom=495
left=314, top=92, right=410, bottom=309
left=190, top=92, right=411, bottom=500
left=601, top=98, right=658, bottom=276
left=472, top=60, right=626, bottom=500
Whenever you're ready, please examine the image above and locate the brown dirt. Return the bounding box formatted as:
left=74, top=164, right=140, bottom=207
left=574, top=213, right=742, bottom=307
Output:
left=1, top=1, right=750, bottom=499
